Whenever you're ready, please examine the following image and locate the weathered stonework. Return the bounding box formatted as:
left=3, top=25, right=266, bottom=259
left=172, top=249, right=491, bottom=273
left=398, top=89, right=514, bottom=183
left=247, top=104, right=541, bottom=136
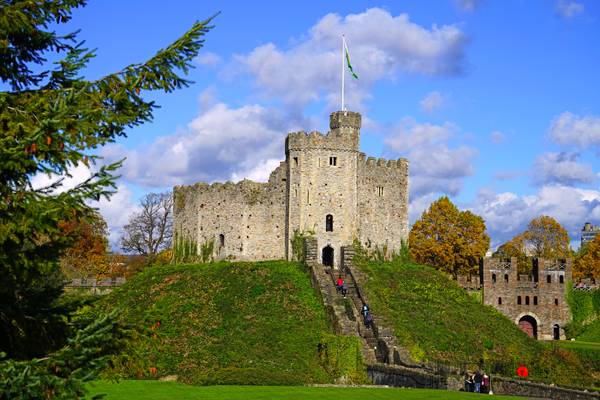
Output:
left=173, top=111, right=409, bottom=267
left=459, top=257, right=572, bottom=340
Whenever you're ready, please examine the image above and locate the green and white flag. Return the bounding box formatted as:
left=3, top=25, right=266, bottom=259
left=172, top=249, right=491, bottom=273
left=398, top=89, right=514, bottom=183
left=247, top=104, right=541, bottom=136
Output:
left=344, top=39, right=358, bottom=79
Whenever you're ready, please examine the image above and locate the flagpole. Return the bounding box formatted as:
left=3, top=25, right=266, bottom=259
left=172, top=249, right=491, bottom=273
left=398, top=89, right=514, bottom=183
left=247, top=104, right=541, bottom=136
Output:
left=341, top=34, right=345, bottom=111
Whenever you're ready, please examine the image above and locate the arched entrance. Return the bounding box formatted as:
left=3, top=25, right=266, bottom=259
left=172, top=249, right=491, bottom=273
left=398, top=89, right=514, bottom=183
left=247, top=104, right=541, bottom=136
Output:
left=553, top=324, right=560, bottom=340
left=518, top=315, right=538, bottom=339
left=322, top=245, right=334, bottom=267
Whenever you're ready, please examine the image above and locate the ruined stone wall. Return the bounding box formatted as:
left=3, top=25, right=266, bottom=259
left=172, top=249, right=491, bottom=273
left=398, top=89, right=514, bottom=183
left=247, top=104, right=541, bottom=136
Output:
left=285, top=111, right=361, bottom=268
left=173, top=163, right=287, bottom=261
left=481, top=257, right=572, bottom=340
left=357, top=155, right=409, bottom=254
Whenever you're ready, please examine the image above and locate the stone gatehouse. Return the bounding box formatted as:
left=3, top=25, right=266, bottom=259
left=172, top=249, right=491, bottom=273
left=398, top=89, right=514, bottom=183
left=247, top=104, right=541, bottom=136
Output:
left=459, top=257, right=572, bottom=340
left=173, top=111, right=409, bottom=268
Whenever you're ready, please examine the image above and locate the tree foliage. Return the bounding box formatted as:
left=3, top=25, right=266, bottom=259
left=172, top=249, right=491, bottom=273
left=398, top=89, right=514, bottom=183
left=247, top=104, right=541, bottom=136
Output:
left=0, top=0, right=214, bottom=372
left=59, top=210, right=109, bottom=278
left=493, top=233, right=529, bottom=274
left=120, top=191, right=173, bottom=257
left=494, top=216, right=571, bottom=274
left=409, top=196, right=490, bottom=277
left=574, top=234, right=600, bottom=280
left=0, top=311, right=127, bottom=400
left=523, top=215, right=571, bottom=259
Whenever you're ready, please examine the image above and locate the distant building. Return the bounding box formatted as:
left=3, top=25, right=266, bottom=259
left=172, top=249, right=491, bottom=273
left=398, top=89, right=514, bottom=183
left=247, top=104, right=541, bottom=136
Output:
left=581, top=222, right=600, bottom=247
left=458, top=257, right=571, bottom=340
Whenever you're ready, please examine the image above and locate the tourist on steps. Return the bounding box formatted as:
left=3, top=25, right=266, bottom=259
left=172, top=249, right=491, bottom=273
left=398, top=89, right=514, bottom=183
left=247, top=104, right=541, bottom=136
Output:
left=336, top=276, right=344, bottom=292
left=364, top=312, right=373, bottom=328
left=361, top=304, right=370, bottom=317
left=341, top=282, right=348, bottom=297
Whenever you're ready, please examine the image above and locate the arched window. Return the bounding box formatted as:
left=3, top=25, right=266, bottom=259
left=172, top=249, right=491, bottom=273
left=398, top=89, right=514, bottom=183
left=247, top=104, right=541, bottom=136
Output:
left=533, top=296, right=538, bottom=305
left=504, top=274, right=509, bottom=283
left=559, top=275, right=564, bottom=284
left=554, top=298, right=559, bottom=306
left=498, top=297, right=502, bottom=305
left=525, top=296, right=530, bottom=305
left=547, top=275, right=552, bottom=283
left=492, top=274, right=497, bottom=283
left=219, top=234, right=225, bottom=248
left=517, top=296, right=522, bottom=305
left=325, top=214, right=333, bottom=232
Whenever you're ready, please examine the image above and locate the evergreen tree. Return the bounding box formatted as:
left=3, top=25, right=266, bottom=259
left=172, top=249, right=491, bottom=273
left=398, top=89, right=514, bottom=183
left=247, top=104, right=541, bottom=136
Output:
left=0, top=0, right=215, bottom=362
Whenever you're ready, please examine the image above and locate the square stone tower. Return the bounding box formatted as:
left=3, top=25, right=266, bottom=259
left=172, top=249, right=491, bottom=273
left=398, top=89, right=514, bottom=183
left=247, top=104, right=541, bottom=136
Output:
left=173, top=111, right=409, bottom=267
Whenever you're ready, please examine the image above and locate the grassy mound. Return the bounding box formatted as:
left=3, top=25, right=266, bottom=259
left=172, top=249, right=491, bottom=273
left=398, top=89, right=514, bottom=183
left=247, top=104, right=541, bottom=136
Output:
left=355, top=259, right=594, bottom=387
left=92, top=261, right=365, bottom=385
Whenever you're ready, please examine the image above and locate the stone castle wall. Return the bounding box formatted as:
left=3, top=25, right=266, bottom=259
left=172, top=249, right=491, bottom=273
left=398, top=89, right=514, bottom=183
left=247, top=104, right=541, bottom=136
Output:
left=174, top=110, right=409, bottom=265
left=480, top=257, right=572, bottom=340
left=357, top=155, right=409, bottom=254
left=173, top=163, right=287, bottom=261
left=285, top=111, right=362, bottom=267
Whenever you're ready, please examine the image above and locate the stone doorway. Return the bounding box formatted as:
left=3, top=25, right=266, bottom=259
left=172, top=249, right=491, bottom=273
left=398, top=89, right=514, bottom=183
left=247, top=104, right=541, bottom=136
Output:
left=553, top=324, right=560, bottom=340
left=322, top=245, right=334, bottom=267
left=518, top=315, right=537, bottom=339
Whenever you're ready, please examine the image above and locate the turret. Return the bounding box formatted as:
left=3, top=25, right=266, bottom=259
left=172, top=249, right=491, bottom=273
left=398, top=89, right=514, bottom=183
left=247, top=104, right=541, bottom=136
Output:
left=329, top=111, right=361, bottom=151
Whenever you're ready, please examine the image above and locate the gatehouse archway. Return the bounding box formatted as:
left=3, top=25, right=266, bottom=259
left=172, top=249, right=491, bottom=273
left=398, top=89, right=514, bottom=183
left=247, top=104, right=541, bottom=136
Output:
left=553, top=324, right=560, bottom=340
left=322, top=245, right=334, bottom=267
left=518, top=315, right=538, bottom=339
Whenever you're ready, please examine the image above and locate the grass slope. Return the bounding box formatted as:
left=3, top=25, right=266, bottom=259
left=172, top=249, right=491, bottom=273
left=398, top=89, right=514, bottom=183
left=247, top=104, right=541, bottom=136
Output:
left=87, top=381, right=522, bottom=400
left=95, top=261, right=364, bottom=385
left=356, top=260, right=594, bottom=387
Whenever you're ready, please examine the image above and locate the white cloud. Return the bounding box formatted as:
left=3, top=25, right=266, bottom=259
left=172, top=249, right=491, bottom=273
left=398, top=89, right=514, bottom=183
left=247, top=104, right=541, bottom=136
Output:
left=456, top=0, right=483, bottom=12
left=548, top=112, right=600, bottom=149
left=419, top=91, right=444, bottom=113
left=490, top=130, right=505, bottom=144
left=470, top=185, right=600, bottom=248
left=95, top=183, right=140, bottom=248
left=384, top=119, right=476, bottom=197
left=235, top=8, right=467, bottom=110
left=532, top=152, right=595, bottom=186
left=195, top=51, right=222, bottom=67
left=102, top=102, right=289, bottom=188
left=230, top=158, right=283, bottom=183
left=31, top=164, right=92, bottom=192
left=556, top=0, right=584, bottom=18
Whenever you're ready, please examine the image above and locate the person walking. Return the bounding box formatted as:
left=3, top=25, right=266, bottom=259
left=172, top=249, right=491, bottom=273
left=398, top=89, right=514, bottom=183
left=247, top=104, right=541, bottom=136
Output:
left=341, top=281, right=348, bottom=297
left=336, top=276, right=344, bottom=292
left=474, top=370, right=483, bottom=393
left=361, top=304, right=370, bottom=317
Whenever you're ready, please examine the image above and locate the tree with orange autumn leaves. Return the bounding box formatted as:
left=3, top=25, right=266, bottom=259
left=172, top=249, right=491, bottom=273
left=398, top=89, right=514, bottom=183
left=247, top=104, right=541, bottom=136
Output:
left=59, top=211, right=109, bottom=278
left=409, top=197, right=490, bottom=277
left=574, top=234, right=600, bottom=280
left=494, top=216, right=571, bottom=274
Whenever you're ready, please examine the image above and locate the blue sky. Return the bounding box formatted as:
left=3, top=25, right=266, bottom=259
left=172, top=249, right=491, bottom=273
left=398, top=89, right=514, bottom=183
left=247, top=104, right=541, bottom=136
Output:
left=44, top=0, right=600, bottom=248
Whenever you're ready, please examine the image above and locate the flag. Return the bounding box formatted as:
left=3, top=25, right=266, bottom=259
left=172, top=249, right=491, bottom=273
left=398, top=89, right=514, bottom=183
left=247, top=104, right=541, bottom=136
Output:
left=344, top=40, right=358, bottom=79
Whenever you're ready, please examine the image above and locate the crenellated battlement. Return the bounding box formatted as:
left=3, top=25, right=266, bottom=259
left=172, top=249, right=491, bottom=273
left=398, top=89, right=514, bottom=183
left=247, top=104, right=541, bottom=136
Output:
left=358, top=154, right=409, bottom=170
left=286, top=110, right=361, bottom=153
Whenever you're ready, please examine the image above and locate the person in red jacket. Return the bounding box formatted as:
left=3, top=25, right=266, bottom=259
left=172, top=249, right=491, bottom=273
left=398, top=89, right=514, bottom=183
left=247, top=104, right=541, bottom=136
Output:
left=336, top=276, right=344, bottom=292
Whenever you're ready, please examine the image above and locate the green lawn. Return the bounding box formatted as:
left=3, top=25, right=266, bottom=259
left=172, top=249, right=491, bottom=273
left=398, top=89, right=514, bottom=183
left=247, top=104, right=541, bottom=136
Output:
left=554, top=340, right=600, bottom=351
left=87, top=381, right=522, bottom=400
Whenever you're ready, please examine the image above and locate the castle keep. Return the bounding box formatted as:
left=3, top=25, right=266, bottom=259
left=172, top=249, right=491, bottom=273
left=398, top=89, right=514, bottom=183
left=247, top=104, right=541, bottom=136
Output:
left=173, top=111, right=409, bottom=267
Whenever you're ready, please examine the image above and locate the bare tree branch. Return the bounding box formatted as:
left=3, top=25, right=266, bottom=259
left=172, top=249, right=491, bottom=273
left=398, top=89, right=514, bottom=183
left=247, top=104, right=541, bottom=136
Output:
left=120, top=191, right=173, bottom=256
